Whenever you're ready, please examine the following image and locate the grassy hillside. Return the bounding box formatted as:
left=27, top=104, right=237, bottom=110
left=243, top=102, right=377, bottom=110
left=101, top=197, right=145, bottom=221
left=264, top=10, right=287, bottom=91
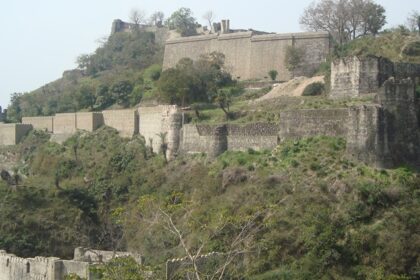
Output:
left=336, top=30, right=420, bottom=64
left=0, top=129, right=418, bottom=279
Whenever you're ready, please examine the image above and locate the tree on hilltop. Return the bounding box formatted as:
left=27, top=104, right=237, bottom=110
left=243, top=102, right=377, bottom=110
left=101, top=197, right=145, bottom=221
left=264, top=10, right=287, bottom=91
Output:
left=203, top=10, right=216, bottom=32
left=165, top=7, right=197, bottom=36
left=129, top=9, right=147, bottom=27
left=150, top=11, right=165, bottom=26
left=300, top=0, right=386, bottom=45
left=406, top=10, right=420, bottom=33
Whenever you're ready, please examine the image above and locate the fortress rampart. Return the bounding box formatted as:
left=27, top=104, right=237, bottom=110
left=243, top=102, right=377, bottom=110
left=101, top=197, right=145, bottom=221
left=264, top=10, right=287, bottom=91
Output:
left=1, top=56, right=419, bottom=168
left=163, top=31, right=330, bottom=81
left=330, top=56, right=420, bottom=99
left=0, top=124, right=32, bottom=146
left=0, top=248, right=142, bottom=280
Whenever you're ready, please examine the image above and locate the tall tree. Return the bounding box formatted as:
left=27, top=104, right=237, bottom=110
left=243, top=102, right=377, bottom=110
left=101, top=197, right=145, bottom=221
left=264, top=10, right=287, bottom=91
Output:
left=300, top=0, right=386, bottom=45
left=149, top=11, right=165, bottom=26
left=406, top=10, right=420, bottom=33
left=202, top=10, right=216, bottom=32
left=165, top=7, right=197, bottom=36
left=129, top=9, right=146, bottom=27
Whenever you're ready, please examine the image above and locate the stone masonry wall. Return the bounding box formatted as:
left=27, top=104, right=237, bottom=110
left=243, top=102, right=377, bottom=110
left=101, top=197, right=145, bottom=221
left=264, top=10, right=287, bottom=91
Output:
left=330, top=56, right=420, bottom=99
left=76, top=112, right=104, bottom=132
left=22, top=117, right=54, bottom=133
left=163, top=31, right=330, bottom=81
left=330, top=56, right=380, bottom=98
left=0, top=124, right=32, bottom=146
left=179, top=123, right=279, bottom=156
left=102, top=109, right=139, bottom=138
left=53, top=113, right=77, bottom=134
left=138, top=105, right=181, bottom=159
left=376, top=78, right=420, bottom=166
left=0, top=248, right=142, bottom=280
left=346, top=105, right=389, bottom=167
left=278, top=109, right=349, bottom=141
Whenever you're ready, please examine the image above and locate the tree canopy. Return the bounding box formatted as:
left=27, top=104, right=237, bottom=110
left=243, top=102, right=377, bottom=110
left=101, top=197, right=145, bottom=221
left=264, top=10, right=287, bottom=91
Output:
left=165, top=7, right=198, bottom=37
left=157, top=52, right=234, bottom=107
left=300, top=0, right=386, bottom=45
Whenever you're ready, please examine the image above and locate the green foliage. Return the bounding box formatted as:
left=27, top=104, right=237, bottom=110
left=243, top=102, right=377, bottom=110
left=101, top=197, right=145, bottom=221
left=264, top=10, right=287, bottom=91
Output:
left=0, top=124, right=419, bottom=279
left=76, top=84, right=96, bottom=110
left=157, top=53, right=235, bottom=106
left=302, top=82, right=325, bottom=96
left=165, top=8, right=197, bottom=37
left=143, top=64, right=162, bottom=81
left=284, top=46, right=304, bottom=74
left=268, top=70, right=278, bottom=81
left=402, top=40, right=420, bottom=56
left=9, top=28, right=162, bottom=117
left=64, top=273, right=85, bottom=280
left=90, top=257, right=154, bottom=280
left=110, top=80, right=133, bottom=106
left=334, top=31, right=420, bottom=64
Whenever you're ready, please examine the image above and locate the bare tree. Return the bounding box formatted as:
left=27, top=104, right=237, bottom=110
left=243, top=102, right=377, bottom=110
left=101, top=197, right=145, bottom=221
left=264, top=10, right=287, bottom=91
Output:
left=203, top=10, right=216, bottom=32
left=129, top=9, right=146, bottom=27
left=150, top=11, right=165, bottom=26
left=136, top=196, right=264, bottom=279
left=406, top=10, right=420, bottom=33
left=300, top=0, right=386, bottom=45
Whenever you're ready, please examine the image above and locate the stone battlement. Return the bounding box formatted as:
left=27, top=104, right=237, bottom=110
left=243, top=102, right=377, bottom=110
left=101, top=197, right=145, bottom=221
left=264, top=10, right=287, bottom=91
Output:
left=0, top=248, right=142, bottom=280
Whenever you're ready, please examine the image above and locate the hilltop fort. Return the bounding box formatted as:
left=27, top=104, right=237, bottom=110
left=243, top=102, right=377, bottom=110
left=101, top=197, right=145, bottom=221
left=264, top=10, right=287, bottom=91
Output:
left=0, top=19, right=419, bottom=169
left=162, top=20, right=330, bottom=81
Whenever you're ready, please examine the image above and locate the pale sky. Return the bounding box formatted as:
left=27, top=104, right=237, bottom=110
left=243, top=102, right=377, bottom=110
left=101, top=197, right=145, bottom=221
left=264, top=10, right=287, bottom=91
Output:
left=0, top=0, right=418, bottom=108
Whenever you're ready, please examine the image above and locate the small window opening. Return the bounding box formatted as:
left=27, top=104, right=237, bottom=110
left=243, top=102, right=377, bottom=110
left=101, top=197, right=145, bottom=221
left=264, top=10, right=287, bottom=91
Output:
left=26, top=262, right=30, bottom=273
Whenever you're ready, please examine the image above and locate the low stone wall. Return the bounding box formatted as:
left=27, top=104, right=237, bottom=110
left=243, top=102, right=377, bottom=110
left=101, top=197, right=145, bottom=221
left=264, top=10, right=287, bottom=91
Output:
left=180, top=123, right=279, bottom=157
left=103, top=109, right=139, bottom=138
left=73, top=247, right=143, bottom=264
left=0, top=248, right=143, bottom=280
left=0, top=124, right=32, bottom=145
left=0, top=250, right=59, bottom=280
left=227, top=123, right=279, bottom=151
left=279, top=109, right=349, bottom=141
left=22, top=116, right=54, bottom=132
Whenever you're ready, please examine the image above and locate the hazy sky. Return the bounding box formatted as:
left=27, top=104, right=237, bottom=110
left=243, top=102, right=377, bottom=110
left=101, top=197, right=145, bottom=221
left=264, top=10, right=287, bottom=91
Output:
left=0, top=0, right=418, bottom=108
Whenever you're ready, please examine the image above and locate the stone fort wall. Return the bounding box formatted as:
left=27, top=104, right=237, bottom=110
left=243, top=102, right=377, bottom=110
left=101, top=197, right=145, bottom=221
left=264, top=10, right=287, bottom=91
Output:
left=179, top=78, right=419, bottom=167
left=0, top=248, right=142, bottom=280
left=330, top=56, right=420, bottom=99
left=163, top=31, right=330, bottom=81
left=22, top=116, right=54, bottom=133
left=180, top=123, right=279, bottom=158
left=102, top=109, right=139, bottom=138
left=138, top=105, right=181, bottom=159
left=0, top=124, right=32, bottom=146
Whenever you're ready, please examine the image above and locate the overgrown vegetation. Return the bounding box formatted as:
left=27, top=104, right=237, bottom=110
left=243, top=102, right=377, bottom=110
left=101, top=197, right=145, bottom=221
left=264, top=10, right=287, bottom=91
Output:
left=0, top=130, right=418, bottom=279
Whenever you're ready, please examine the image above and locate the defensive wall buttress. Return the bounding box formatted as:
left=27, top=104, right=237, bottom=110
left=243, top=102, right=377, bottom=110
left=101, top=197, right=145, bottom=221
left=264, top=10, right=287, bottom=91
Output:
left=163, top=31, right=330, bottom=81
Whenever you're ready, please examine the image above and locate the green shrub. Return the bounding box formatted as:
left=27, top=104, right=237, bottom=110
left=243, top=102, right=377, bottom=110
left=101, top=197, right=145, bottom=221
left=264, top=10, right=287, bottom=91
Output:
left=302, top=82, right=325, bottom=96
left=268, top=70, right=278, bottom=81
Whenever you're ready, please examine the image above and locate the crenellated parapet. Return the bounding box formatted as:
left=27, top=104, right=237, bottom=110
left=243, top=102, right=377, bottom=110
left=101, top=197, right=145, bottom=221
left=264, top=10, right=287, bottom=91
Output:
left=0, top=248, right=143, bottom=280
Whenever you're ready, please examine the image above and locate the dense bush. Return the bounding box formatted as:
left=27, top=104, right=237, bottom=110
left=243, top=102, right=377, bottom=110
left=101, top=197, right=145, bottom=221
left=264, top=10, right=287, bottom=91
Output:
left=302, top=82, right=325, bottom=96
